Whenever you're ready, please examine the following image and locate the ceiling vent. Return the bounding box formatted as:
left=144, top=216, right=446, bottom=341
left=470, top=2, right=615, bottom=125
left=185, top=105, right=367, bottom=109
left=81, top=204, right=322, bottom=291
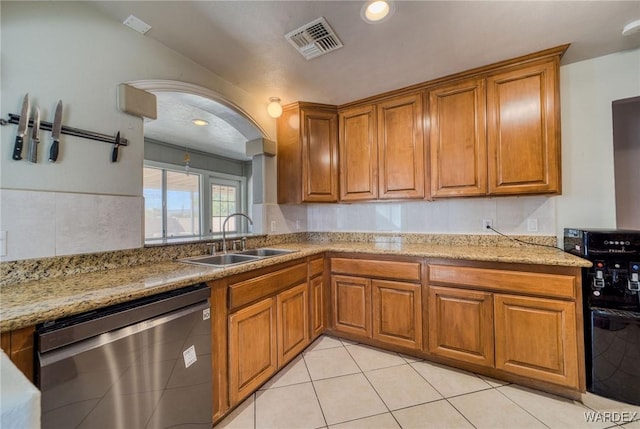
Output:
left=285, top=17, right=343, bottom=60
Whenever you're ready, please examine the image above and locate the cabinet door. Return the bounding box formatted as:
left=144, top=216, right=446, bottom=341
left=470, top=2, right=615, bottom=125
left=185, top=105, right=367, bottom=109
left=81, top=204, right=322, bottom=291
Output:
left=486, top=60, right=560, bottom=195
left=332, top=275, right=372, bottom=338
left=301, top=108, right=339, bottom=202
left=310, top=275, right=325, bottom=339
left=428, top=286, right=494, bottom=366
left=494, top=294, right=579, bottom=388
left=339, top=105, right=378, bottom=201
left=0, top=326, right=35, bottom=382
left=428, top=78, right=487, bottom=197
left=277, top=282, right=310, bottom=365
left=377, top=93, right=425, bottom=199
left=229, top=298, right=277, bottom=405
left=372, top=280, right=422, bottom=350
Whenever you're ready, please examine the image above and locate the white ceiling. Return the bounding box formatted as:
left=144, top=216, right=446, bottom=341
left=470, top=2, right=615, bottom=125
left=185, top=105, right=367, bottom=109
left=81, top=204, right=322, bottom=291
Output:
left=89, top=1, right=640, bottom=159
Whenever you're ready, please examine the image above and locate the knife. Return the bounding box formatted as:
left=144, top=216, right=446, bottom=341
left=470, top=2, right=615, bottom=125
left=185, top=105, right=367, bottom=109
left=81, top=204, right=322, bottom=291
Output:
left=48, top=100, right=63, bottom=162
left=12, top=94, right=30, bottom=160
left=27, top=108, right=41, bottom=163
left=111, top=131, right=120, bottom=162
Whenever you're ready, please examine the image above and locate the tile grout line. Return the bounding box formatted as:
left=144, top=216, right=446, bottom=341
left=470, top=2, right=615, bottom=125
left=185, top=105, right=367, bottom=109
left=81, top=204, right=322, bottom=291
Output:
left=342, top=341, right=405, bottom=428
left=303, top=339, right=330, bottom=429
left=493, top=385, right=552, bottom=429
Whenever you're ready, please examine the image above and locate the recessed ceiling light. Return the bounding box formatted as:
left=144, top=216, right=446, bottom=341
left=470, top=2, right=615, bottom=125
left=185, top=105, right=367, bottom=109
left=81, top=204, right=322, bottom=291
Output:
left=361, top=0, right=395, bottom=24
left=192, top=119, right=208, bottom=126
left=622, top=19, right=640, bottom=36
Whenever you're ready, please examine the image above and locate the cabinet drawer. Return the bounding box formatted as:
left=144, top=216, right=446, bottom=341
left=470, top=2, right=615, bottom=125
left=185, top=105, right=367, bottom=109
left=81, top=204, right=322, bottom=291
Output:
left=309, top=258, right=324, bottom=278
left=229, top=263, right=307, bottom=310
left=331, top=258, right=421, bottom=282
left=429, top=265, right=576, bottom=299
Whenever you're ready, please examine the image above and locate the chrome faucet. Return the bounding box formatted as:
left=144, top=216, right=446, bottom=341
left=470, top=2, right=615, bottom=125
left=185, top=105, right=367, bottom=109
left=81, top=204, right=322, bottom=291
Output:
left=222, top=213, right=253, bottom=253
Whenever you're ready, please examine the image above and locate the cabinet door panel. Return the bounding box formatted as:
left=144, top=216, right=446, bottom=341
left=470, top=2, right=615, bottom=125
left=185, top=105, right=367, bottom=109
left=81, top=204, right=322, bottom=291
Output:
left=302, top=109, right=339, bottom=202
left=332, top=275, right=371, bottom=337
left=494, top=294, right=578, bottom=388
left=429, top=79, right=487, bottom=197
left=339, top=105, right=378, bottom=201
left=487, top=60, right=560, bottom=195
left=229, top=298, right=277, bottom=405
left=310, top=275, right=325, bottom=339
left=377, top=94, right=425, bottom=199
left=372, top=280, right=422, bottom=350
left=277, top=283, right=310, bottom=365
left=428, top=286, right=494, bottom=366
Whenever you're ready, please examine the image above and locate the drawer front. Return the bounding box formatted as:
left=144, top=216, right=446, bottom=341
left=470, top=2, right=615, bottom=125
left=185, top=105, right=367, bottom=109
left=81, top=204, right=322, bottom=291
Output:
left=309, top=258, right=325, bottom=278
left=230, top=263, right=307, bottom=310
left=331, top=258, right=421, bottom=282
left=429, top=265, right=576, bottom=299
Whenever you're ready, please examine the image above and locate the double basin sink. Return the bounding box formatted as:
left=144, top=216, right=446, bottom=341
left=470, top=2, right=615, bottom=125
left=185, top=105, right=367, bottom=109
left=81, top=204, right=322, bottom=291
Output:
left=179, top=248, right=296, bottom=268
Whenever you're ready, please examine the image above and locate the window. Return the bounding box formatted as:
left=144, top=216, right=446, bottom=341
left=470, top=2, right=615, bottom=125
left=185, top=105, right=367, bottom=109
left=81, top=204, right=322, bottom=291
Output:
left=144, top=167, right=201, bottom=239
left=211, top=180, right=241, bottom=233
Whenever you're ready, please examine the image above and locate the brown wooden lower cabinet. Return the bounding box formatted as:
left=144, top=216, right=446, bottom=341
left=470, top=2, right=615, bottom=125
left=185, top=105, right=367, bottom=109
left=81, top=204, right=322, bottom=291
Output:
left=277, top=282, right=309, bottom=364
left=0, top=326, right=35, bottom=383
left=494, top=294, right=579, bottom=388
left=372, top=280, right=422, bottom=350
left=228, top=297, right=277, bottom=405
left=332, top=275, right=372, bottom=337
left=310, top=275, right=325, bottom=339
left=428, top=286, right=494, bottom=366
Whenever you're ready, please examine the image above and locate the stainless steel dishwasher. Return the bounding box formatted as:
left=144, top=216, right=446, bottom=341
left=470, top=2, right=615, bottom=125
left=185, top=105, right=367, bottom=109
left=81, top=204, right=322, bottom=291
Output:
left=35, top=283, right=212, bottom=429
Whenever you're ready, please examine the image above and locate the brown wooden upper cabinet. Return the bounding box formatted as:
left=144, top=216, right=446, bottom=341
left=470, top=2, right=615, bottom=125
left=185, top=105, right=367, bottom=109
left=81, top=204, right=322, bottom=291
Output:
left=428, top=77, right=487, bottom=197
left=277, top=102, right=339, bottom=204
left=339, top=93, right=425, bottom=201
left=427, top=50, right=563, bottom=198
left=487, top=60, right=560, bottom=195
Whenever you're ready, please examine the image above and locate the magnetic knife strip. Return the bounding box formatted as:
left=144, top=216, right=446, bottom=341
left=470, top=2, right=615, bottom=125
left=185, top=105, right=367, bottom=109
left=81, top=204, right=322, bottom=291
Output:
left=2, top=114, right=128, bottom=146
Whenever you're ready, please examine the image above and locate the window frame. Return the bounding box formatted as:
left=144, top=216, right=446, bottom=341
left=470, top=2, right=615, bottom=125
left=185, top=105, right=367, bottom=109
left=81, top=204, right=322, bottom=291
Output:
left=144, top=160, right=247, bottom=241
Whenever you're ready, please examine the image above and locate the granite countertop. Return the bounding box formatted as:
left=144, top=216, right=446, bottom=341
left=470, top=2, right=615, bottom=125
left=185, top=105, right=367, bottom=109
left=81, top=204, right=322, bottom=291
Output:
left=0, top=241, right=590, bottom=332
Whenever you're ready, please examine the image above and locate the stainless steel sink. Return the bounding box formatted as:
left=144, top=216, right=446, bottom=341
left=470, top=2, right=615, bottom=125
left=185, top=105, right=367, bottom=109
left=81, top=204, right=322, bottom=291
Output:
left=178, top=248, right=296, bottom=267
left=179, top=253, right=261, bottom=267
left=238, top=248, right=295, bottom=257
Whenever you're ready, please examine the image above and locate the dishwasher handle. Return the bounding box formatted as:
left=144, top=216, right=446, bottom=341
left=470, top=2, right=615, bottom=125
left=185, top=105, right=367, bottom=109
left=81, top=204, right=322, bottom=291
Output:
left=37, top=284, right=209, bottom=353
left=39, top=299, right=210, bottom=368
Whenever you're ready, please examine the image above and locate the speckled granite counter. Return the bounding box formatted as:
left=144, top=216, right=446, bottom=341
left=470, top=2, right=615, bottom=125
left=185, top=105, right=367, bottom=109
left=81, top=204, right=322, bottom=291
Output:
left=0, top=240, right=590, bottom=332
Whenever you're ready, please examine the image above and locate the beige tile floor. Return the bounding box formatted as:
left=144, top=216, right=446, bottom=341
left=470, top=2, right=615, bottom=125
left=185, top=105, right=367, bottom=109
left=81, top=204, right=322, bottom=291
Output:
left=215, top=335, right=640, bottom=429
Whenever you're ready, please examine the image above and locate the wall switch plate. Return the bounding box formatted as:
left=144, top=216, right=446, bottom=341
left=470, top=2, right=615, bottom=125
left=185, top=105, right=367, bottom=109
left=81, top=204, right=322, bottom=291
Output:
left=0, top=231, right=6, bottom=257
left=483, top=219, right=493, bottom=230
left=270, top=220, right=276, bottom=232
left=527, top=218, right=539, bottom=232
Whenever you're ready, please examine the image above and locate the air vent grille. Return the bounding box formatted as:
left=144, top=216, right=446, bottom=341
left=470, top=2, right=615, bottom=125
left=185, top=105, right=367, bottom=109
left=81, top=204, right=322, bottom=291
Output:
left=285, top=17, right=343, bottom=60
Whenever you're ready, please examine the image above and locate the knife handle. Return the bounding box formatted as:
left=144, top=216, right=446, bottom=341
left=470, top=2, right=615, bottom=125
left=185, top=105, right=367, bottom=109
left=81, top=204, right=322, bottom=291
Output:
left=49, top=140, right=59, bottom=162
left=12, top=135, right=24, bottom=160
left=111, top=144, right=119, bottom=163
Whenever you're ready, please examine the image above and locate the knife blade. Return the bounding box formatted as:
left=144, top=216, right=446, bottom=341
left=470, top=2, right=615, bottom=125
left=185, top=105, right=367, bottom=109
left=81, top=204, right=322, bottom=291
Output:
left=27, top=108, right=41, bottom=163
left=12, top=94, right=30, bottom=160
left=111, top=132, right=120, bottom=163
left=48, top=100, right=63, bottom=162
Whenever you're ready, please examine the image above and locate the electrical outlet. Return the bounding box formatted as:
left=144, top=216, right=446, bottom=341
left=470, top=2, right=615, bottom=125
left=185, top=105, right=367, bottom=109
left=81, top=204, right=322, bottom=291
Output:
left=270, top=220, right=276, bottom=232
left=483, top=219, right=493, bottom=230
left=527, top=218, right=539, bottom=232
left=295, top=220, right=301, bottom=230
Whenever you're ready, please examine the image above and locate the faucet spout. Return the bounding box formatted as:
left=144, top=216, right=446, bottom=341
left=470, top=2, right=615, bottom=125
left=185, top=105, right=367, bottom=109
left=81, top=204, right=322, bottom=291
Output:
left=222, top=213, right=253, bottom=253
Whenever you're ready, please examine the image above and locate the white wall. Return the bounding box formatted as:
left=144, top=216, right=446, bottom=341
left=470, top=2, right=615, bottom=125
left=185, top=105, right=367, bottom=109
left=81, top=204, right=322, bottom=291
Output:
left=556, top=48, right=640, bottom=242
left=0, top=2, right=275, bottom=261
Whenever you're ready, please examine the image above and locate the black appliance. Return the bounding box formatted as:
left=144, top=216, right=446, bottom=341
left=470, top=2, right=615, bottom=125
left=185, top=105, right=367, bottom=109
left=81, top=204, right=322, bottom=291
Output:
left=36, top=283, right=212, bottom=429
left=564, top=228, right=640, bottom=405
